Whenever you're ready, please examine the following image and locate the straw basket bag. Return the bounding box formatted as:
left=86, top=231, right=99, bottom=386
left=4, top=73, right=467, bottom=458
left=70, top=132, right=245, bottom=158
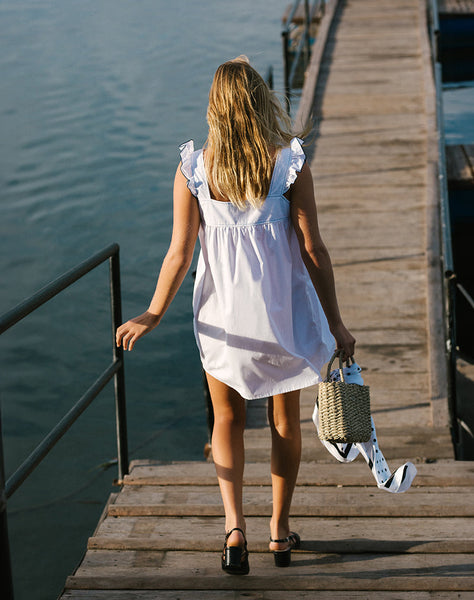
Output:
left=318, top=351, right=371, bottom=443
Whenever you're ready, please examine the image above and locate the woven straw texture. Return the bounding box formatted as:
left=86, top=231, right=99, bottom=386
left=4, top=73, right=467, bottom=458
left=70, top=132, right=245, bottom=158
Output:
left=318, top=381, right=372, bottom=443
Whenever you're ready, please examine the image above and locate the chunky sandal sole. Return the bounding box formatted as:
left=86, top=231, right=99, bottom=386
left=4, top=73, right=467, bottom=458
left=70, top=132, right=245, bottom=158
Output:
left=273, top=547, right=291, bottom=567
left=270, top=532, right=301, bottom=568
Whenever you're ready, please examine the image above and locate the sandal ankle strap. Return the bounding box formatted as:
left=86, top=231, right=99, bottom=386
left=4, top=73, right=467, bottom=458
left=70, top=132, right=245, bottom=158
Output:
left=225, top=527, right=246, bottom=542
left=269, top=532, right=299, bottom=544
left=270, top=536, right=290, bottom=543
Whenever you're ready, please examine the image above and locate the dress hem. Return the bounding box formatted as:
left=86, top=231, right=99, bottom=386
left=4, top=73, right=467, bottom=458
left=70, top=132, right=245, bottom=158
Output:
left=202, top=368, right=324, bottom=401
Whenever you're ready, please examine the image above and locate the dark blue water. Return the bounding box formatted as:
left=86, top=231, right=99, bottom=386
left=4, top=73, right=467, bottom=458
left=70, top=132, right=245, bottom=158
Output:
left=0, top=1, right=287, bottom=597
left=443, top=82, right=474, bottom=144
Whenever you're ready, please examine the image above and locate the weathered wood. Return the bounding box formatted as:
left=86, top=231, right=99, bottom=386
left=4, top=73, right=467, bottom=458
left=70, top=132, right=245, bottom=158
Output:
left=446, top=145, right=473, bottom=182
left=109, top=485, right=473, bottom=518
left=60, top=592, right=474, bottom=600
left=244, top=442, right=454, bottom=463
left=124, top=460, right=474, bottom=487
left=463, top=144, right=474, bottom=169
left=89, top=515, right=474, bottom=554
left=446, top=145, right=474, bottom=188
left=244, top=428, right=454, bottom=462
left=439, top=0, right=474, bottom=14
left=66, top=550, right=474, bottom=591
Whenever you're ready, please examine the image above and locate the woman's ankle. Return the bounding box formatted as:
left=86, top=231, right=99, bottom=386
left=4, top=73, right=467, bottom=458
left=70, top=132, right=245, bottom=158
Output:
left=269, top=519, right=290, bottom=544
left=225, top=519, right=246, bottom=547
left=226, top=528, right=246, bottom=547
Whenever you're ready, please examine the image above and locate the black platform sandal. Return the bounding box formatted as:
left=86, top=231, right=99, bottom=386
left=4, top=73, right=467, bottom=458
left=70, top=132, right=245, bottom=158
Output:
left=269, top=531, right=301, bottom=567
left=221, top=527, right=249, bottom=575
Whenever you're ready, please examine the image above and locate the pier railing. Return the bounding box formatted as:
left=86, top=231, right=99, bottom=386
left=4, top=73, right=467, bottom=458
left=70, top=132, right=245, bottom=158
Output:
left=282, top=0, right=326, bottom=111
left=427, top=0, right=458, bottom=451
left=0, top=243, right=128, bottom=599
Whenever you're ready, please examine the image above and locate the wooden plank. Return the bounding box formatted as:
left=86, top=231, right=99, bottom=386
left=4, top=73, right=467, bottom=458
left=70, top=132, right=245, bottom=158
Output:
left=90, top=535, right=474, bottom=555
left=313, top=187, right=426, bottom=205
left=245, top=429, right=454, bottom=460
left=313, top=154, right=426, bottom=174
left=108, top=485, right=474, bottom=518
left=463, top=144, right=474, bottom=171
left=446, top=145, right=474, bottom=186
left=316, top=111, right=426, bottom=135
left=439, top=0, right=474, bottom=14
left=89, top=515, right=474, bottom=554
left=301, top=404, right=434, bottom=430
left=311, top=166, right=426, bottom=187
left=66, top=550, right=474, bottom=591
left=244, top=442, right=454, bottom=463
left=60, top=592, right=474, bottom=600
left=300, top=422, right=449, bottom=438
left=313, top=138, right=427, bottom=158
left=125, top=460, right=474, bottom=487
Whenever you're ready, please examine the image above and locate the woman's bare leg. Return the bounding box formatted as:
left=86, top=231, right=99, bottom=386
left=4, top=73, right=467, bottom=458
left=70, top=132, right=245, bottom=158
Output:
left=267, top=389, right=302, bottom=550
left=206, top=372, right=247, bottom=547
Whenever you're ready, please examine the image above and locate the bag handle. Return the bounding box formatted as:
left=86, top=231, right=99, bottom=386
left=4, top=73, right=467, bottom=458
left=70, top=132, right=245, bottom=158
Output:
left=325, top=350, right=355, bottom=383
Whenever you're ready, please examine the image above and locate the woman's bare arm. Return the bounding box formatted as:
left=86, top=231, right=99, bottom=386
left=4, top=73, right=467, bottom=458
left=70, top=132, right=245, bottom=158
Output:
left=116, top=165, right=200, bottom=351
left=289, top=161, right=355, bottom=358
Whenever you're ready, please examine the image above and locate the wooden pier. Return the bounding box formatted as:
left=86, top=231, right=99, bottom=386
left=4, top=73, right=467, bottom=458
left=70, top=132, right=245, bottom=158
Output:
left=446, top=144, right=474, bottom=188
left=439, top=0, right=474, bottom=15
left=60, top=0, right=474, bottom=597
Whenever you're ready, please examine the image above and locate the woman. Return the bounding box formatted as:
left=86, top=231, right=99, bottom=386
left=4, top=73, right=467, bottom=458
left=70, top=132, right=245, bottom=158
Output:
left=116, top=56, right=355, bottom=575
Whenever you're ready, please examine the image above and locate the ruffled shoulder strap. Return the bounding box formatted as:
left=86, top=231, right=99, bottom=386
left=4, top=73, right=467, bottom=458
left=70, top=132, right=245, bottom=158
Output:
left=284, top=137, right=306, bottom=193
left=268, top=137, right=306, bottom=197
left=178, top=140, right=198, bottom=197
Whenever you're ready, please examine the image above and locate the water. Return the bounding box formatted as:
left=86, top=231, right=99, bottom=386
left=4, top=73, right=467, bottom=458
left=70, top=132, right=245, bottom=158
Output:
left=443, top=81, right=474, bottom=144
left=0, top=1, right=288, bottom=597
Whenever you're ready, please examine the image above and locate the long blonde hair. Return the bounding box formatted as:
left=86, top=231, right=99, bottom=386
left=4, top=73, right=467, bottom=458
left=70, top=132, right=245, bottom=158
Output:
left=205, top=56, right=310, bottom=210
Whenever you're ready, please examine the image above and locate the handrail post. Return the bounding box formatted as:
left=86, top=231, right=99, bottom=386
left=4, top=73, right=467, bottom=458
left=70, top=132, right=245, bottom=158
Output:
left=0, top=406, right=15, bottom=599
left=304, top=0, right=311, bottom=65
left=282, top=28, right=291, bottom=113
left=266, top=64, right=274, bottom=90
left=110, top=249, right=129, bottom=482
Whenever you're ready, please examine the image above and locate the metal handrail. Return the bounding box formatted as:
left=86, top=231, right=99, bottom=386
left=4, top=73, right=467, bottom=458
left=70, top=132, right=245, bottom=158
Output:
left=265, top=65, right=274, bottom=90
left=427, top=0, right=458, bottom=451
left=282, top=0, right=326, bottom=111
left=0, top=243, right=128, bottom=599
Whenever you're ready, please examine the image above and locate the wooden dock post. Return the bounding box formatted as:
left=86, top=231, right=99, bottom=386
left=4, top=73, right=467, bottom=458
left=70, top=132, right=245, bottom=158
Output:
left=59, top=1, right=474, bottom=597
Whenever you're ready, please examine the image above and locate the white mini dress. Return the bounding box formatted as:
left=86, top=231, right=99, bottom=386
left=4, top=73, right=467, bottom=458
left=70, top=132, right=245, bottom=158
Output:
left=179, top=137, right=334, bottom=400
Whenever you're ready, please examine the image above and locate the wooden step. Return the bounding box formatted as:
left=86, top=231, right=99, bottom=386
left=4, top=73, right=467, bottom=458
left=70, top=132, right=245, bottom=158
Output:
left=60, top=592, right=474, bottom=600
left=108, top=485, right=474, bottom=518
left=88, top=514, right=474, bottom=554
left=244, top=440, right=454, bottom=462
left=124, top=460, right=474, bottom=488
left=65, top=550, right=474, bottom=591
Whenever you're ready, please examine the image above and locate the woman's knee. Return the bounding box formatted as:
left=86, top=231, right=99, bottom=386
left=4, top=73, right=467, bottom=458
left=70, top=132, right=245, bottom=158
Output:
left=213, top=403, right=246, bottom=430
left=268, top=392, right=301, bottom=439
left=206, top=373, right=247, bottom=430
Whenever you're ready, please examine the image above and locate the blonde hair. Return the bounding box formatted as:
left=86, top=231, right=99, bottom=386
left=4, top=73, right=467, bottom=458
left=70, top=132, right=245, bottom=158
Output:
left=205, top=56, right=310, bottom=210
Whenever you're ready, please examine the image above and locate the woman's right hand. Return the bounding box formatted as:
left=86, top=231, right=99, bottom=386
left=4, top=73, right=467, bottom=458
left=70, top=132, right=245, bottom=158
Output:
left=330, top=322, right=356, bottom=361
left=116, top=311, right=160, bottom=351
